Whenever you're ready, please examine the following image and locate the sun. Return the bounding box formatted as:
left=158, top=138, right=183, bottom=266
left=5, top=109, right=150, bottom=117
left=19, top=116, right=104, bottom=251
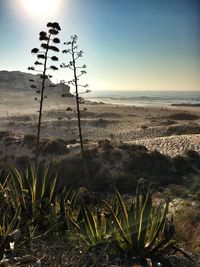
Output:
left=21, top=0, right=62, bottom=18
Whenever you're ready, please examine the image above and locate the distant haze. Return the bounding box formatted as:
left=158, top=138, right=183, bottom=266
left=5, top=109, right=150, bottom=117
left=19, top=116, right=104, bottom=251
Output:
left=0, top=0, right=200, bottom=91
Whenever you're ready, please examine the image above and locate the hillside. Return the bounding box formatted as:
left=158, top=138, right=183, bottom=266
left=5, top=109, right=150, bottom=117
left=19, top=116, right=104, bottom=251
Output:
left=0, top=70, right=70, bottom=94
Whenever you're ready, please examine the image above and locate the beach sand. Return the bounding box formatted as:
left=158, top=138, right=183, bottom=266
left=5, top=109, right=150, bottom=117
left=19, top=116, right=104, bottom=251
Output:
left=0, top=89, right=200, bottom=158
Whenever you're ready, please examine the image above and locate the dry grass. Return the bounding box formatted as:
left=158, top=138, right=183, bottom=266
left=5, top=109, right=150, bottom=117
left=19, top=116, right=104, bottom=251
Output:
left=166, top=124, right=200, bottom=135
left=166, top=112, right=199, bottom=121
left=174, top=204, right=200, bottom=252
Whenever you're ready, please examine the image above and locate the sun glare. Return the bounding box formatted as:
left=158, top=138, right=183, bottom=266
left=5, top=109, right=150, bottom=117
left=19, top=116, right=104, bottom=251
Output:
left=21, top=0, right=62, bottom=18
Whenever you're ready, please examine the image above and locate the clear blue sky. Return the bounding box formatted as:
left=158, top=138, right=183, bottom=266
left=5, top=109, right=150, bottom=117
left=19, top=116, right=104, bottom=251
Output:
left=0, top=0, right=200, bottom=91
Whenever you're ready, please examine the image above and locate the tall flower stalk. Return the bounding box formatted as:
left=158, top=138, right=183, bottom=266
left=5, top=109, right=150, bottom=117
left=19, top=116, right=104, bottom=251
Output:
left=61, top=35, right=89, bottom=158
left=28, top=22, right=61, bottom=164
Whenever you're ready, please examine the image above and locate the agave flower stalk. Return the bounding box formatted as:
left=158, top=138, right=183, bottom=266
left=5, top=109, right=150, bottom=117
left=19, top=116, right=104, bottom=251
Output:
left=61, top=35, right=89, bottom=158
left=28, top=22, right=61, bottom=164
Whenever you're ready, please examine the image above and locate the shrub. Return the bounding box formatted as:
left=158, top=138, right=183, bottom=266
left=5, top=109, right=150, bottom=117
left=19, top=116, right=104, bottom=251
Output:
left=115, top=173, right=137, bottom=193
left=41, top=139, right=69, bottom=155
left=15, top=155, right=30, bottom=169
left=184, top=150, right=200, bottom=169
left=119, top=142, right=148, bottom=152
left=168, top=184, right=188, bottom=197
left=23, top=134, right=36, bottom=148
left=55, top=156, right=84, bottom=188
left=174, top=205, right=200, bottom=251
left=173, top=155, right=193, bottom=176
left=92, top=168, right=115, bottom=192
left=167, top=113, right=199, bottom=120
left=98, top=139, right=114, bottom=150
left=166, top=124, right=200, bottom=135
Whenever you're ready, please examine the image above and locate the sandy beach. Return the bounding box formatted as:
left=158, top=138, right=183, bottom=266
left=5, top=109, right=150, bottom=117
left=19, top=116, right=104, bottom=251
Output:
left=0, top=89, right=200, bottom=159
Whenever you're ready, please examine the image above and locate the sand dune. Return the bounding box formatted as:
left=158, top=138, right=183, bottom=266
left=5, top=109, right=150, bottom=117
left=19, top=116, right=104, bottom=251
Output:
left=130, top=134, right=200, bottom=157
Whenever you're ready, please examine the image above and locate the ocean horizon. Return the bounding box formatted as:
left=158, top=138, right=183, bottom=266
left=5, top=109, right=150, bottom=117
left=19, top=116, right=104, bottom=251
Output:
left=85, top=90, right=200, bottom=107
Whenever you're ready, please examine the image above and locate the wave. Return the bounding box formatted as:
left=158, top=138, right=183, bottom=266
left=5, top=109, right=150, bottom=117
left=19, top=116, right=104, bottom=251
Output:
left=85, top=90, right=200, bottom=106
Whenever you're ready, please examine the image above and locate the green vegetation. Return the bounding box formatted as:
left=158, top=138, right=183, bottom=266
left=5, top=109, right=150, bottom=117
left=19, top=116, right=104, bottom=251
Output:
left=50, top=141, right=200, bottom=196
left=0, top=164, right=179, bottom=266
left=103, top=186, right=175, bottom=263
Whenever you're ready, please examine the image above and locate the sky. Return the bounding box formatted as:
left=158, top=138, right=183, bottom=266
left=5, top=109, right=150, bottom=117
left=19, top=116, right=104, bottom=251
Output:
left=0, top=0, right=200, bottom=91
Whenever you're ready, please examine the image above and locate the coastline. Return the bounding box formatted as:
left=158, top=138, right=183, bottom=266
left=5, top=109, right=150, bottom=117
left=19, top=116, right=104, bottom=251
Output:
left=85, top=90, right=200, bottom=107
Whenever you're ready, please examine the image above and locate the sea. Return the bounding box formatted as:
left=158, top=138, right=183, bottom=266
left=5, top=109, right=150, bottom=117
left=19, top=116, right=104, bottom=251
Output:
left=85, top=90, right=200, bottom=107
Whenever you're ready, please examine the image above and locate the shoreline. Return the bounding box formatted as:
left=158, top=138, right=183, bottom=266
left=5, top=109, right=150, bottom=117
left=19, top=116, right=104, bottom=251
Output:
left=85, top=97, right=200, bottom=107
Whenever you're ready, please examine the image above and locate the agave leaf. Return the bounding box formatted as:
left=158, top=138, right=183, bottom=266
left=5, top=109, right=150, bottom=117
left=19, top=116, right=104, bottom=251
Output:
left=147, top=208, right=160, bottom=243
left=86, top=206, right=99, bottom=240
left=147, top=201, right=169, bottom=249
left=116, top=190, right=129, bottom=230
left=138, top=186, right=152, bottom=248
left=9, top=167, right=26, bottom=209
left=41, top=163, right=48, bottom=198
left=66, top=212, right=80, bottom=231
left=29, top=225, right=38, bottom=239
left=9, top=167, right=23, bottom=195
left=5, top=208, right=21, bottom=235
left=81, top=206, right=95, bottom=239
left=58, top=192, right=65, bottom=220
left=25, top=163, right=35, bottom=203
left=49, top=173, right=59, bottom=203
left=128, top=203, right=139, bottom=249
left=70, top=191, right=77, bottom=209
left=76, top=206, right=84, bottom=223
left=103, top=200, right=130, bottom=247
left=2, top=213, right=7, bottom=235
left=10, top=184, right=21, bottom=210
left=159, top=239, right=176, bottom=252
left=134, top=183, right=141, bottom=235
left=150, top=237, right=173, bottom=254
left=79, top=206, right=94, bottom=244
left=0, top=169, right=9, bottom=188
left=35, top=162, right=44, bottom=205
left=63, top=187, right=72, bottom=202
left=96, top=207, right=102, bottom=236
left=41, top=161, right=54, bottom=199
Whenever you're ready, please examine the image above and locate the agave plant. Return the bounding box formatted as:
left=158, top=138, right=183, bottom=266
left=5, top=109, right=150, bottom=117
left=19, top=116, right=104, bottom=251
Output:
left=103, top=184, right=176, bottom=263
left=0, top=183, right=21, bottom=260
left=76, top=205, right=111, bottom=248
left=8, top=163, right=81, bottom=239
left=9, top=162, right=60, bottom=220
